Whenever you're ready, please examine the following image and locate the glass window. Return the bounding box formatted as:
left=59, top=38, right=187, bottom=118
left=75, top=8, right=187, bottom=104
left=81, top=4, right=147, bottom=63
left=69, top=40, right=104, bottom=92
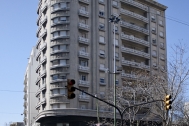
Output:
left=53, top=4, right=59, bottom=10
left=115, top=80, right=119, bottom=84
left=53, top=17, right=59, bottom=23
left=81, top=75, right=86, bottom=81
left=152, top=50, right=157, bottom=57
left=52, top=75, right=58, bottom=80
left=53, top=32, right=59, bottom=38
left=99, top=11, right=104, bottom=16
left=112, top=1, right=118, bottom=6
left=53, top=46, right=59, bottom=51
left=60, top=60, right=66, bottom=65
left=80, top=6, right=86, bottom=10
left=60, top=3, right=66, bottom=8
left=80, top=46, right=87, bottom=52
left=160, top=42, right=164, bottom=48
left=52, top=60, right=58, bottom=65
left=115, top=52, right=119, bottom=58
left=99, top=36, right=105, bottom=43
left=60, top=31, right=66, bottom=36
left=100, top=78, right=105, bottom=83
left=99, top=23, right=105, bottom=28
left=100, top=64, right=105, bottom=68
left=60, top=17, right=67, bottom=21
left=160, top=32, right=164, bottom=37
left=152, top=27, right=156, bottom=31
left=159, top=20, right=163, bottom=25
left=115, top=39, right=118, bottom=45
left=60, top=45, right=67, bottom=50
left=157, top=11, right=161, bottom=15
left=80, top=60, right=88, bottom=66
left=100, top=50, right=105, bottom=55
left=152, top=39, right=156, bottom=45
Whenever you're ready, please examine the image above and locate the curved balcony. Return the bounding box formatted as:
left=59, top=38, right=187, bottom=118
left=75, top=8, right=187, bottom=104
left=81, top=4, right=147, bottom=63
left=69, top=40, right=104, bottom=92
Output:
left=50, top=54, right=69, bottom=61
left=51, top=6, right=70, bottom=13
left=78, top=23, right=89, bottom=31
left=79, top=95, right=90, bottom=102
left=121, top=46, right=150, bottom=59
left=50, top=93, right=65, bottom=98
left=50, top=83, right=66, bottom=90
left=36, top=37, right=42, bottom=48
left=50, top=49, right=69, bottom=55
left=120, top=21, right=149, bottom=35
left=24, top=94, right=27, bottom=100
left=51, top=21, right=70, bottom=27
left=79, top=0, right=89, bottom=4
left=35, top=76, right=41, bottom=85
left=78, top=51, right=89, bottom=59
left=50, top=69, right=69, bottom=75
left=37, top=13, right=42, bottom=26
left=24, top=101, right=27, bottom=107
left=121, top=33, right=149, bottom=47
left=51, top=35, right=70, bottom=41
left=36, top=25, right=42, bottom=37
left=50, top=64, right=69, bottom=69
left=41, top=16, right=47, bottom=26
left=78, top=80, right=90, bottom=87
left=122, top=59, right=150, bottom=70
left=78, top=65, right=89, bottom=73
left=51, top=40, right=70, bottom=47
left=51, top=0, right=71, bottom=5
left=35, top=63, right=41, bottom=73
left=35, top=88, right=41, bottom=96
left=78, top=36, right=89, bottom=45
left=50, top=78, right=67, bottom=84
left=40, top=70, right=46, bottom=78
left=51, top=26, right=69, bottom=33
left=37, top=0, right=42, bottom=14
left=41, top=3, right=48, bottom=13
left=120, top=0, right=148, bottom=11
left=78, top=9, right=89, bottom=17
left=40, top=56, right=47, bottom=64
left=40, top=42, right=47, bottom=51
left=35, top=98, right=46, bottom=109
left=51, top=12, right=70, bottom=19
left=40, top=29, right=47, bottom=38
left=50, top=97, right=69, bottom=104
left=120, top=8, right=148, bottom=23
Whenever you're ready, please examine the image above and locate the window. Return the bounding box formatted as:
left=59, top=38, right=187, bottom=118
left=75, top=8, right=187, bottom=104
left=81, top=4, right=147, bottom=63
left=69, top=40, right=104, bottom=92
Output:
left=99, top=23, right=105, bottom=29
left=80, top=46, right=87, bottom=52
left=53, top=4, right=59, bottom=10
left=99, top=0, right=104, bottom=3
left=81, top=75, right=87, bottom=81
left=99, top=50, right=105, bottom=57
left=100, top=64, right=105, bottom=68
left=80, top=6, right=86, bottom=11
left=160, top=42, right=164, bottom=49
left=159, top=32, right=164, bottom=37
left=152, top=50, right=157, bottom=57
left=53, top=3, right=67, bottom=10
left=115, top=52, right=119, bottom=58
left=100, top=78, right=105, bottom=83
left=52, top=60, right=59, bottom=66
left=160, top=54, right=165, bottom=60
left=80, top=60, right=88, bottom=66
left=157, top=11, right=161, bottom=15
left=99, top=36, right=105, bottom=43
left=115, top=39, right=118, bottom=45
left=115, top=80, right=119, bottom=84
left=153, top=62, right=157, bottom=67
left=159, top=20, right=163, bottom=26
left=152, top=39, right=156, bottom=45
left=52, top=75, right=58, bottom=80
left=81, top=105, right=86, bottom=109
left=112, top=1, right=118, bottom=6
left=60, top=59, right=66, bottom=65
left=151, top=16, right=156, bottom=22
left=152, top=28, right=156, bottom=34
left=57, top=123, right=69, bottom=126
left=53, top=31, right=66, bottom=38
left=99, top=11, right=104, bottom=16
left=53, top=46, right=59, bottom=51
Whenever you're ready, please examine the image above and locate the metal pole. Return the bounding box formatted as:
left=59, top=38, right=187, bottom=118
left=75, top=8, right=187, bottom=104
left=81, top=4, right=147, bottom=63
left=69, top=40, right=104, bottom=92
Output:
left=113, top=22, right=116, bottom=126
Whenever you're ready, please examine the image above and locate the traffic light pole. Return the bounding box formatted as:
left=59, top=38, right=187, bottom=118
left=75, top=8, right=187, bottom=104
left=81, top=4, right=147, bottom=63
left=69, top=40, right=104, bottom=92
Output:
left=73, top=87, right=164, bottom=126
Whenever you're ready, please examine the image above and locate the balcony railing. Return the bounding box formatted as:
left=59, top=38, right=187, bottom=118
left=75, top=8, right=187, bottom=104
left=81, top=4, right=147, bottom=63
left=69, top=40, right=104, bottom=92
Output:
left=79, top=95, right=90, bottom=101
left=120, top=21, right=149, bottom=34
left=121, top=33, right=149, bottom=47
left=78, top=51, right=89, bottom=58
left=51, top=6, right=70, bottom=13
left=50, top=78, right=67, bottom=83
left=79, top=0, right=89, bottom=4
left=78, top=37, right=89, bottom=44
left=121, top=0, right=148, bottom=11
left=50, top=54, right=69, bottom=61
left=50, top=84, right=65, bottom=90
left=78, top=23, right=89, bottom=30
left=40, top=42, right=47, bottom=51
left=122, top=59, right=150, bottom=70
left=51, top=12, right=70, bottom=19
left=51, top=49, right=69, bottom=54
left=121, top=73, right=137, bottom=79
left=78, top=80, right=90, bottom=87
left=50, top=69, right=69, bottom=75
left=52, top=21, right=70, bottom=26
left=40, top=16, right=47, bottom=25
left=120, top=8, right=148, bottom=23
left=78, top=9, right=89, bottom=16
left=40, top=56, right=47, bottom=64
left=51, top=25, right=69, bottom=33
left=99, top=67, right=107, bottom=71
left=40, top=29, right=47, bottom=38
left=78, top=65, right=89, bottom=72
left=50, top=98, right=69, bottom=104
left=121, top=46, right=150, bottom=59
left=51, top=64, right=69, bottom=69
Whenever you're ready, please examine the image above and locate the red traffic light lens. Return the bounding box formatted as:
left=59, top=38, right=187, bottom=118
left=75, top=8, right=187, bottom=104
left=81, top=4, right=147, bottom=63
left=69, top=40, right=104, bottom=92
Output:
left=67, top=79, right=75, bottom=85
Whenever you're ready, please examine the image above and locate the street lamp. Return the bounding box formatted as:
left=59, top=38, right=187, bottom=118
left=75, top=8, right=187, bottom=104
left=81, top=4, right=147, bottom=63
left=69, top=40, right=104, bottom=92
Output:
left=109, top=14, right=120, bottom=126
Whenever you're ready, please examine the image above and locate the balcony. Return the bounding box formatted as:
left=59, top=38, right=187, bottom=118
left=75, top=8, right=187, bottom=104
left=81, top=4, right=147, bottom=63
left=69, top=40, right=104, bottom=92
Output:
left=78, top=80, right=90, bottom=87
left=78, top=65, right=89, bottom=73
left=40, top=70, right=46, bottom=78
left=120, top=0, right=148, bottom=11
left=41, top=3, right=48, bottom=13
left=99, top=82, right=106, bottom=86
left=51, top=20, right=70, bottom=27
left=78, top=37, right=89, bottom=45
left=40, top=29, right=47, bottom=38
left=24, top=101, right=27, bottom=107
left=51, top=25, right=69, bottom=33
left=51, top=68, right=69, bottom=75
left=36, top=26, right=42, bottom=37
left=50, top=83, right=65, bottom=90
left=121, top=33, right=149, bottom=47
left=24, top=94, right=27, bottom=100
left=50, top=54, right=69, bottom=61
left=121, top=46, right=150, bottom=59
left=37, top=13, right=42, bottom=26
left=51, top=35, right=70, bottom=41
left=79, top=0, right=89, bottom=4
left=121, top=73, right=137, bottom=79
left=120, top=21, right=149, bottom=35
left=79, top=95, right=90, bottom=102
left=78, top=51, right=89, bottom=58
left=50, top=98, right=69, bottom=104
left=51, top=6, right=70, bottom=13
left=41, top=98, right=46, bottom=104
left=35, top=76, right=41, bottom=85
left=35, top=88, right=41, bottom=97
left=50, top=64, right=69, bottom=69
left=120, top=8, right=148, bottom=23
left=99, top=67, right=107, bottom=72
left=122, top=59, right=150, bottom=70
left=50, top=93, right=65, bottom=98
left=50, top=78, right=67, bottom=84
left=51, top=49, right=69, bottom=55
left=36, top=37, right=41, bottom=48
left=40, top=56, right=47, bottom=64
left=78, top=23, right=89, bottom=31
left=40, top=16, right=47, bottom=26
left=78, top=9, right=89, bottom=17
left=51, top=40, right=70, bottom=47
left=51, top=12, right=70, bottom=19
left=40, top=42, right=47, bottom=51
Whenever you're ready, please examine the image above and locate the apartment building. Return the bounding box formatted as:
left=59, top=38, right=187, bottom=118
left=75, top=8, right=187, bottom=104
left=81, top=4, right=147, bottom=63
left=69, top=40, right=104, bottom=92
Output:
left=23, top=48, right=40, bottom=126
left=24, top=0, right=167, bottom=125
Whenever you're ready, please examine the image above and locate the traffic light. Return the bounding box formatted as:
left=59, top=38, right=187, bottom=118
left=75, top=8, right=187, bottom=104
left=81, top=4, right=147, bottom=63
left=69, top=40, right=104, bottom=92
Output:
left=165, top=95, right=172, bottom=110
left=67, top=79, right=76, bottom=99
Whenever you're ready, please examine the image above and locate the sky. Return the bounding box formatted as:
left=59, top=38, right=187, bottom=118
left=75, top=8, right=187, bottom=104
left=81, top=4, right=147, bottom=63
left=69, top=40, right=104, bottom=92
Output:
left=0, top=0, right=189, bottom=125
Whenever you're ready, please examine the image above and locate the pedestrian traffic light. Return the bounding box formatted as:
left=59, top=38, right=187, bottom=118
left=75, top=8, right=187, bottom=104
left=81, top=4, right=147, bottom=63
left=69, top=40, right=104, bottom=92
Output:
left=66, top=79, right=76, bottom=99
left=165, top=95, right=172, bottom=110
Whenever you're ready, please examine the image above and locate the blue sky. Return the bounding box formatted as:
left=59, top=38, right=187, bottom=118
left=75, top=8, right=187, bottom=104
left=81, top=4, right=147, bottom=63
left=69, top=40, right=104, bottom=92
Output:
left=0, top=0, right=189, bottom=125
